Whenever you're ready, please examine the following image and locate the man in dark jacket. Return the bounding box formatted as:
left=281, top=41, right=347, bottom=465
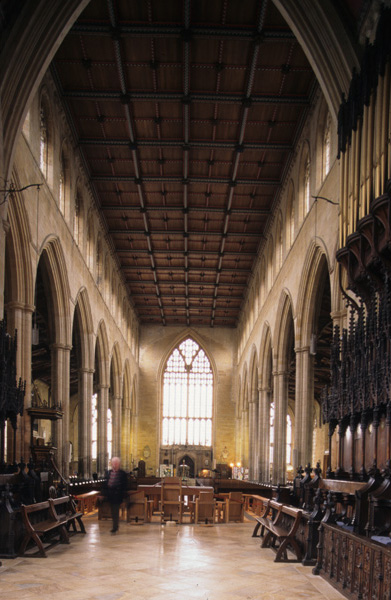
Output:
left=103, top=456, right=128, bottom=533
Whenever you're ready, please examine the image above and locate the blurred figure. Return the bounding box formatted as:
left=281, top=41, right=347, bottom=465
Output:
left=102, top=456, right=127, bottom=533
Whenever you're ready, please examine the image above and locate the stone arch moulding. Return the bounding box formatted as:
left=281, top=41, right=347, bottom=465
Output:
left=157, top=328, right=219, bottom=386
left=272, top=0, right=359, bottom=121
left=249, top=344, right=259, bottom=398
left=123, top=360, right=132, bottom=410
left=73, top=287, right=94, bottom=371
left=259, top=322, right=273, bottom=387
left=0, top=0, right=90, bottom=180
left=241, top=364, right=249, bottom=413
left=5, top=184, right=33, bottom=307
left=296, top=241, right=331, bottom=348
left=110, top=341, right=123, bottom=400
left=274, top=289, right=295, bottom=370
left=95, top=319, right=110, bottom=388
left=39, top=235, right=71, bottom=346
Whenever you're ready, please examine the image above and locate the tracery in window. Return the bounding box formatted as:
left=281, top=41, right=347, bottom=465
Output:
left=304, top=158, right=310, bottom=214
left=59, top=165, right=65, bottom=214
left=162, top=338, right=213, bottom=446
left=40, top=104, right=48, bottom=177
left=323, top=113, right=331, bottom=179
left=74, top=195, right=80, bottom=244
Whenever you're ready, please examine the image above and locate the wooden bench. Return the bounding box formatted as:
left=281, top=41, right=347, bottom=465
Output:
left=75, top=490, right=100, bottom=514
left=19, top=500, right=70, bottom=557
left=260, top=501, right=303, bottom=562
left=49, top=496, right=86, bottom=534
left=251, top=497, right=273, bottom=538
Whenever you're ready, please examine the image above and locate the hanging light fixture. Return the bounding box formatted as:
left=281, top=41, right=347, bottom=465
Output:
left=32, top=313, right=39, bottom=346
left=310, top=333, right=317, bottom=356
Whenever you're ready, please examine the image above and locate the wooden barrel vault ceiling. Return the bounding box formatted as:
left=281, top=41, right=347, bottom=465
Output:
left=52, top=0, right=317, bottom=327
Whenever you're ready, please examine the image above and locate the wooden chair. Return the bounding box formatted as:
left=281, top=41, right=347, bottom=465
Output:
left=127, top=489, right=152, bottom=524
left=191, top=490, right=216, bottom=524
left=225, top=492, right=245, bottom=522
left=160, top=477, right=183, bottom=523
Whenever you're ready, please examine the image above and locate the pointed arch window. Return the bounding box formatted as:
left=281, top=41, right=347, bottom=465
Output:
left=39, top=104, right=48, bottom=177
left=304, top=158, right=310, bottom=214
left=323, top=113, right=331, bottom=179
left=162, top=338, right=213, bottom=446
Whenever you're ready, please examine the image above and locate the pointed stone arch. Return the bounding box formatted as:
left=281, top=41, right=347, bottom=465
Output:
left=33, top=236, right=71, bottom=473
left=1, top=0, right=90, bottom=180
left=249, top=344, right=260, bottom=480
left=73, top=287, right=94, bottom=369
left=39, top=236, right=71, bottom=346
left=258, top=322, right=273, bottom=481
left=296, top=241, right=331, bottom=347
left=5, top=184, right=33, bottom=308
left=273, top=290, right=295, bottom=483
left=295, top=241, right=333, bottom=468
left=70, top=287, right=94, bottom=477
left=95, top=320, right=109, bottom=388
left=274, top=290, right=295, bottom=370
left=94, top=319, right=110, bottom=473
left=273, top=0, right=359, bottom=120
left=110, top=341, right=123, bottom=400
left=109, top=342, right=123, bottom=458
left=157, top=328, right=218, bottom=385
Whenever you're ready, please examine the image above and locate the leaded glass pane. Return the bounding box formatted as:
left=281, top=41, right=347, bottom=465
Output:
left=162, top=338, right=213, bottom=446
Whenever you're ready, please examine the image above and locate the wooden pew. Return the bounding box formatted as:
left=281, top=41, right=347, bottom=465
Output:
left=251, top=498, right=275, bottom=538
left=19, top=500, right=70, bottom=557
left=260, top=500, right=303, bottom=562
left=49, top=496, right=86, bottom=534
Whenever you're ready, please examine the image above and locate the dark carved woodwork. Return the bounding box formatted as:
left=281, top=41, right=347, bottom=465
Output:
left=314, top=523, right=391, bottom=600
left=0, top=319, right=25, bottom=465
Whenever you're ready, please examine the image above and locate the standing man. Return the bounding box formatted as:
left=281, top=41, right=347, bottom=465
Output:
left=102, top=456, right=128, bottom=533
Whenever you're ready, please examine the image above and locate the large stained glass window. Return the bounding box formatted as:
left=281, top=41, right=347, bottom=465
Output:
left=162, top=338, right=213, bottom=446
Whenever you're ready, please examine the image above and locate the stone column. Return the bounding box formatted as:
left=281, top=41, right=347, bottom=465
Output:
left=0, top=218, right=9, bottom=317
left=248, top=400, right=255, bottom=479
left=273, top=370, right=288, bottom=484
left=243, top=408, right=249, bottom=469
left=97, top=383, right=109, bottom=475
left=258, top=385, right=271, bottom=482
left=235, top=413, right=242, bottom=466
left=51, top=343, right=71, bottom=479
left=295, top=346, right=313, bottom=469
left=78, top=367, right=94, bottom=478
left=121, top=406, right=131, bottom=470
left=112, top=395, right=122, bottom=459
left=5, top=300, right=33, bottom=461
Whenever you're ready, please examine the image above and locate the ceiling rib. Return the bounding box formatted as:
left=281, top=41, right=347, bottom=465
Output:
left=52, top=0, right=318, bottom=327
left=70, top=22, right=296, bottom=41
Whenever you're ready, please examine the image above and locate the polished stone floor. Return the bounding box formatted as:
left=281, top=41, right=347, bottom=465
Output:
left=0, top=513, right=345, bottom=600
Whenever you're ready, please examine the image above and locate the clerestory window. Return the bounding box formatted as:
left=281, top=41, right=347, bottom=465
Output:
left=162, top=338, right=213, bottom=446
